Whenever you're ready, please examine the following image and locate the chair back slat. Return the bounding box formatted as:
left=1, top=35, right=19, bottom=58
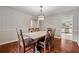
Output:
left=44, top=31, right=51, bottom=44
left=51, top=29, right=56, bottom=38
left=16, top=29, right=25, bottom=48
left=47, top=28, right=56, bottom=49
left=19, top=29, right=25, bottom=48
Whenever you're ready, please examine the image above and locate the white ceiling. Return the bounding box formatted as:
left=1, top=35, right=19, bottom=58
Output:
left=9, top=6, right=78, bottom=16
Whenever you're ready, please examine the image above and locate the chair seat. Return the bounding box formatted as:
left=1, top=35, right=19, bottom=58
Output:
left=24, top=38, right=34, bottom=46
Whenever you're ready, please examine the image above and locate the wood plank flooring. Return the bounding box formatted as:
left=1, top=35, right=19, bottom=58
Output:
left=0, top=38, right=79, bottom=53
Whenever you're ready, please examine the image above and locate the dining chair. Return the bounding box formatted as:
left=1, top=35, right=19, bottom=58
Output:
left=49, top=28, right=56, bottom=51
left=16, top=29, right=35, bottom=53
left=38, top=28, right=56, bottom=53
left=38, top=31, right=51, bottom=53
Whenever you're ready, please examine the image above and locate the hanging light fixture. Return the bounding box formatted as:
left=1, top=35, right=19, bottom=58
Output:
left=38, top=6, right=45, bottom=20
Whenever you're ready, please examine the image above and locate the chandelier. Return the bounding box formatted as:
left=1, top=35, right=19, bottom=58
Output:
left=38, top=6, right=45, bottom=20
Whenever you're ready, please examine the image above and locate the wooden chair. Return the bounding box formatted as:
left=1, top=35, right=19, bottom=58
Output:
left=49, top=28, right=56, bottom=51
left=16, top=29, right=35, bottom=53
left=38, top=28, right=56, bottom=53
left=38, top=31, right=51, bottom=53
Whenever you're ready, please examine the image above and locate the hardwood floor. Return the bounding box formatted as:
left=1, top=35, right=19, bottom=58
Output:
left=0, top=42, right=18, bottom=53
left=0, top=38, right=79, bottom=53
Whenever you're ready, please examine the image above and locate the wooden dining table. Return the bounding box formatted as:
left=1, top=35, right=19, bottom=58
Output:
left=23, top=31, right=46, bottom=40
left=23, top=31, right=47, bottom=52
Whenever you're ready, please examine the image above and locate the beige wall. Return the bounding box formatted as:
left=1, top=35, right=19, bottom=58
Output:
left=73, top=8, right=79, bottom=45
left=0, top=7, right=32, bottom=45
left=41, top=11, right=74, bottom=36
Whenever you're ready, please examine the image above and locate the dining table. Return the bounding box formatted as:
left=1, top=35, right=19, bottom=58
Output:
left=23, top=31, right=46, bottom=40
left=23, top=31, right=47, bottom=53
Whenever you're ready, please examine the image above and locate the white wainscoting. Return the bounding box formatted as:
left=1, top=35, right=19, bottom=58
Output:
left=0, top=29, right=18, bottom=45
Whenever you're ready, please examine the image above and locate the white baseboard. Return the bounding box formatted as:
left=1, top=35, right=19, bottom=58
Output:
left=72, top=40, right=77, bottom=42
left=71, top=40, right=79, bottom=46
left=77, top=42, right=79, bottom=46
left=0, top=39, right=18, bottom=45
